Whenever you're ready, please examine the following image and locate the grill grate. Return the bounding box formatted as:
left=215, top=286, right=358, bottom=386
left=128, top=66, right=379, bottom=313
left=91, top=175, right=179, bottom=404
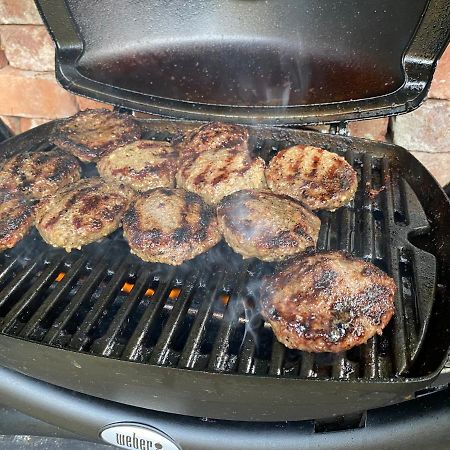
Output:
left=0, top=123, right=437, bottom=381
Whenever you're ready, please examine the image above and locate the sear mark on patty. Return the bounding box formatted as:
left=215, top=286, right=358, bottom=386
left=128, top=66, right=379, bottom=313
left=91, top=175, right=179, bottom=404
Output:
left=176, top=121, right=250, bottom=162
left=123, top=187, right=221, bottom=266
left=50, top=109, right=141, bottom=162
left=176, top=147, right=266, bottom=205
left=0, top=190, right=34, bottom=252
left=266, top=145, right=358, bottom=211
left=35, top=177, right=134, bottom=252
left=260, top=251, right=396, bottom=353
left=0, top=149, right=82, bottom=199
left=97, top=139, right=179, bottom=192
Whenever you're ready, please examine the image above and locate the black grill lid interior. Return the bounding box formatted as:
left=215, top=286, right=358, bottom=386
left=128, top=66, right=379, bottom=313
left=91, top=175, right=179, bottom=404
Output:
left=36, top=0, right=450, bottom=124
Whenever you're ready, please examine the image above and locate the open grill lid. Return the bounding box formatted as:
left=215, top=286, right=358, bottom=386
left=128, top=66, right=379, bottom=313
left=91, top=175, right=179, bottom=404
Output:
left=35, top=0, right=450, bottom=125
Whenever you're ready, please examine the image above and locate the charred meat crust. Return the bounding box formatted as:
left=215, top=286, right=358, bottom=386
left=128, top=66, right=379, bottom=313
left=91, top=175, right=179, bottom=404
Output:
left=123, top=188, right=222, bottom=265
left=35, top=178, right=133, bottom=252
left=176, top=147, right=267, bottom=205
left=0, top=191, right=34, bottom=251
left=266, top=145, right=358, bottom=211
left=97, top=140, right=179, bottom=191
left=0, top=149, right=82, bottom=199
left=50, top=109, right=141, bottom=162
left=177, top=122, right=249, bottom=161
left=217, top=189, right=321, bottom=261
left=261, top=251, right=396, bottom=353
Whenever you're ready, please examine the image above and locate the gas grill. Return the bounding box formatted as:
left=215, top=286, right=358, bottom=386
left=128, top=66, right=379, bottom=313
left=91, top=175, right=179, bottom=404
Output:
left=0, top=0, right=450, bottom=449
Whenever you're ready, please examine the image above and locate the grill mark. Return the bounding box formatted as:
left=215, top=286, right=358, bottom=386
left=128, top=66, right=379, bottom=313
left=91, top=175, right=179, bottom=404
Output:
left=309, top=154, right=321, bottom=178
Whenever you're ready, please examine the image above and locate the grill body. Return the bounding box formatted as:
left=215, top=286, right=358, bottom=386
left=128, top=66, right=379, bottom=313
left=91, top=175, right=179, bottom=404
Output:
left=0, top=120, right=448, bottom=423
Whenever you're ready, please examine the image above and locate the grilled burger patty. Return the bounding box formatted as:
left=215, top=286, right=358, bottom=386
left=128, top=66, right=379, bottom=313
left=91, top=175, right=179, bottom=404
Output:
left=266, top=145, right=358, bottom=210
left=217, top=189, right=321, bottom=261
left=178, top=122, right=249, bottom=160
left=261, top=251, right=396, bottom=353
left=0, top=191, right=34, bottom=252
left=176, top=147, right=266, bottom=204
left=123, top=188, right=221, bottom=265
left=97, top=140, right=178, bottom=192
left=50, top=109, right=141, bottom=162
left=0, top=149, right=81, bottom=199
left=35, top=178, right=133, bottom=252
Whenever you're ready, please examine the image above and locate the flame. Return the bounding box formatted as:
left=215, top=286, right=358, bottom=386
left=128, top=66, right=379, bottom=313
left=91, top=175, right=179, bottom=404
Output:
left=220, top=294, right=230, bottom=306
left=121, top=282, right=134, bottom=294
left=55, top=272, right=65, bottom=282
left=145, top=288, right=155, bottom=297
left=169, top=287, right=181, bottom=299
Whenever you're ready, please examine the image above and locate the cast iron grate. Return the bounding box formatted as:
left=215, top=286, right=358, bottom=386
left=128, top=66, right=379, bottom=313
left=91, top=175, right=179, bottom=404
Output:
left=0, top=122, right=437, bottom=380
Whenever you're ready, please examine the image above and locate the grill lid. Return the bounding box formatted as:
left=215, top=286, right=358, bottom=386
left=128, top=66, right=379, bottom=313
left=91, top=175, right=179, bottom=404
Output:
left=35, top=0, right=450, bottom=125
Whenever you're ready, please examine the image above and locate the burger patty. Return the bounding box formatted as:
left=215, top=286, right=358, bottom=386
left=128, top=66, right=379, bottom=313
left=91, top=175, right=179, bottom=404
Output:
left=261, top=251, right=396, bottom=353
left=266, top=145, right=358, bottom=210
left=123, top=188, right=221, bottom=265
left=0, top=191, right=34, bottom=252
left=217, top=189, right=321, bottom=261
left=35, top=178, right=134, bottom=252
left=50, top=109, right=141, bottom=162
left=0, top=149, right=81, bottom=199
left=97, top=140, right=178, bottom=192
left=178, top=122, right=249, bottom=161
left=176, top=147, right=266, bottom=204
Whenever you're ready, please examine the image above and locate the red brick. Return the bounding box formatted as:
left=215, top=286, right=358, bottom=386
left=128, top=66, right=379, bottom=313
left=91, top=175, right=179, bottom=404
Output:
left=429, top=46, right=450, bottom=100
left=348, top=118, right=389, bottom=141
left=0, top=114, right=20, bottom=134
left=391, top=99, right=450, bottom=153
left=0, top=25, right=54, bottom=71
left=410, top=151, right=450, bottom=187
left=0, top=66, right=79, bottom=118
left=76, top=96, right=113, bottom=111
left=0, top=49, right=7, bottom=68
left=20, top=116, right=50, bottom=132
left=0, top=0, right=42, bottom=25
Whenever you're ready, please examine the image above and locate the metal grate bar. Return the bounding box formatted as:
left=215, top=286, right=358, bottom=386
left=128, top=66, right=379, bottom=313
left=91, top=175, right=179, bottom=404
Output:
left=268, top=339, right=286, bottom=376
left=121, top=267, right=177, bottom=362
left=67, top=255, right=135, bottom=351
left=0, top=255, right=65, bottom=333
left=90, top=267, right=154, bottom=357
left=178, top=272, right=228, bottom=369
left=42, top=251, right=118, bottom=346
left=19, top=256, right=88, bottom=340
left=0, top=261, right=40, bottom=312
left=147, top=272, right=199, bottom=365
left=208, top=261, right=252, bottom=372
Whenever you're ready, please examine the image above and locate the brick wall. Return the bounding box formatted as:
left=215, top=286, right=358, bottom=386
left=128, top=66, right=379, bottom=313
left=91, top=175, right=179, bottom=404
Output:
left=0, top=0, right=449, bottom=185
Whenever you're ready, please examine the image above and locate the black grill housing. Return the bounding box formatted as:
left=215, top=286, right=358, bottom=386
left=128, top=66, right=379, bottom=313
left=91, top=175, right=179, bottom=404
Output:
left=0, top=120, right=448, bottom=422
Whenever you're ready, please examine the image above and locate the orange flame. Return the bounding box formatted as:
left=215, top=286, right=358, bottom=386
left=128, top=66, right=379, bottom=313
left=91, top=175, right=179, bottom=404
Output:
left=121, top=282, right=134, bottom=294
left=169, top=288, right=181, bottom=299
left=145, top=288, right=155, bottom=297
left=55, top=272, right=65, bottom=282
left=220, top=294, right=230, bottom=306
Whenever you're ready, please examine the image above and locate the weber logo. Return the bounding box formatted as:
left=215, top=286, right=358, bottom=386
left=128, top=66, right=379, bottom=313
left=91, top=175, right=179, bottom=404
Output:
left=100, top=423, right=181, bottom=450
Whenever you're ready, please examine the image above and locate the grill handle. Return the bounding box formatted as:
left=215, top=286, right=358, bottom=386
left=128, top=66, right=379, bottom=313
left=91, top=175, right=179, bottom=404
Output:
left=0, top=366, right=449, bottom=450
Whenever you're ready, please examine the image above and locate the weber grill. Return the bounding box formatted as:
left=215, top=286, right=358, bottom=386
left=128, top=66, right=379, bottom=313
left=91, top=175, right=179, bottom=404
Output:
left=0, top=0, right=449, bottom=449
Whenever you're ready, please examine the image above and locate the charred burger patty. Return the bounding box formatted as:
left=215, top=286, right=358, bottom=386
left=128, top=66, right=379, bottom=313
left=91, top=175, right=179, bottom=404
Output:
left=50, top=109, right=141, bottom=162
left=176, top=147, right=266, bottom=205
left=123, top=188, right=221, bottom=265
left=0, top=149, right=81, bottom=199
left=35, top=178, right=133, bottom=252
left=217, top=189, right=321, bottom=261
left=97, top=140, right=178, bottom=192
left=266, top=145, right=358, bottom=211
left=261, top=251, right=396, bottom=353
left=0, top=191, right=34, bottom=252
